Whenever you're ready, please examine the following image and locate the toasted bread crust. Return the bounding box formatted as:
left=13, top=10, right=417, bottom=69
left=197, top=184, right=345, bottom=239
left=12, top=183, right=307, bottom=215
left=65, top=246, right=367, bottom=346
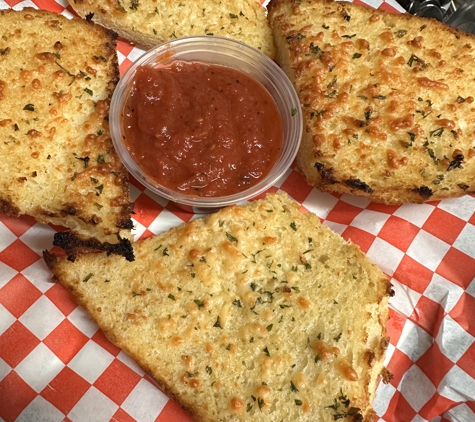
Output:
left=268, top=0, right=475, bottom=204
left=0, top=8, right=133, bottom=243
left=69, top=0, right=276, bottom=59
left=52, top=231, right=135, bottom=262
left=45, top=193, right=390, bottom=422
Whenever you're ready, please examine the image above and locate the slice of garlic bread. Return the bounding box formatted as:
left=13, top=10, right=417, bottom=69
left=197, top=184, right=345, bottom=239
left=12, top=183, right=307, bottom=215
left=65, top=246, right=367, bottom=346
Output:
left=68, top=0, right=276, bottom=59
left=0, top=8, right=133, bottom=246
left=268, top=0, right=475, bottom=204
left=45, top=193, right=391, bottom=422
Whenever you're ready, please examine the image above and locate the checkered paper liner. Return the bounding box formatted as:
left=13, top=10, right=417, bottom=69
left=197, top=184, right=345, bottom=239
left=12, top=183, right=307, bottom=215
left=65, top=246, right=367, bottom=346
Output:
left=0, top=0, right=474, bottom=421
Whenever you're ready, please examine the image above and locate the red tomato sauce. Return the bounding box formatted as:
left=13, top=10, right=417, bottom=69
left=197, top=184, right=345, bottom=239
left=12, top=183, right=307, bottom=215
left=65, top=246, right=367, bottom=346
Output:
left=122, top=61, right=282, bottom=197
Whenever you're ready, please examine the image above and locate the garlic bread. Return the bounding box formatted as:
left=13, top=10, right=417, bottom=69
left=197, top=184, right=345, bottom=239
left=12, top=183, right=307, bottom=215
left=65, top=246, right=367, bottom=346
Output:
left=69, top=0, right=276, bottom=59
left=0, top=8, right=133, bottom=247
left=45, top=193, right=391, bottom=422
left=268, top=0, right=475, bottom=204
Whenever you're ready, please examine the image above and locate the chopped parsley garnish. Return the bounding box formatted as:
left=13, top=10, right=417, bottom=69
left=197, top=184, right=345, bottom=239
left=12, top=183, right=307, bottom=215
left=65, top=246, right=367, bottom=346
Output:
left=232, top=299, right=243, bottom=307
left=226, top=232, right=238, bottom=243
left=213, top=316, right=222, bottom=328
left=286, top=33, right=306, bottom=43
left=291, top=107, right=297, bottom=116
left=416, top=109, right=431, bottom=119
left=290, top=222, right=297, bottom=231
left=310, top=42, right=322, bottom=55
left=290, top=381, right=299, bottom=392
left=83, top=273, right=93, bottom=282
left=23, top=104, right=35, bottom=111
left=427, top=148, right=440, bottom=165
left=447, top=155, right=464, bottom=171
left=75, top=155, right=90, bottom=168
left=407, top=54, right=426, bottom=68
left=325, top=389, right=362, bottom=420
left=194, top=299, right=205, bottom=309
left=84, top=88, right=93, bottom=96
left=430, top=127, right=444, bottom=137
left=168, top=294, right=175, bottom=300
left=116, top=0, right=126, bottom=12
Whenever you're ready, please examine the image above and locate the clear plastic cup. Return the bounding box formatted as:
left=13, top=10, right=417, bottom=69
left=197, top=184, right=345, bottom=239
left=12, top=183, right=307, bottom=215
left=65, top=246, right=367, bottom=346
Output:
left=109, top=36, right=302, bottom=212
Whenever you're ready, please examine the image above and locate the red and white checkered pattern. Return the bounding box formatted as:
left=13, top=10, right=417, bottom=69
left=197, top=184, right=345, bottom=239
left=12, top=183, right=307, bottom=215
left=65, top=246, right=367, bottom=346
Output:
left=1, top=0, right=474, bottom=421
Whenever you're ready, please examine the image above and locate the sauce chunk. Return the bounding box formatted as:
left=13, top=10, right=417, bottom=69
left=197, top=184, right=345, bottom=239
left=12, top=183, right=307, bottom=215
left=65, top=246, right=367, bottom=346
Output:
left=123, top=61, right=282, bottom=197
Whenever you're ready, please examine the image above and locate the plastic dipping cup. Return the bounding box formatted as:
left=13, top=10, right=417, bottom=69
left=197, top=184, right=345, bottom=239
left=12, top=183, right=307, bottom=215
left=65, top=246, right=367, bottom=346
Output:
left=109, top=36, right=303, bottom=213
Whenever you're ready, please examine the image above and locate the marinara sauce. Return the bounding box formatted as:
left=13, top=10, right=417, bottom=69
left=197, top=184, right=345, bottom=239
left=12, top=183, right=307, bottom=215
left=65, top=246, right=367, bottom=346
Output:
left=122, top=61, right=283, bottom=197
